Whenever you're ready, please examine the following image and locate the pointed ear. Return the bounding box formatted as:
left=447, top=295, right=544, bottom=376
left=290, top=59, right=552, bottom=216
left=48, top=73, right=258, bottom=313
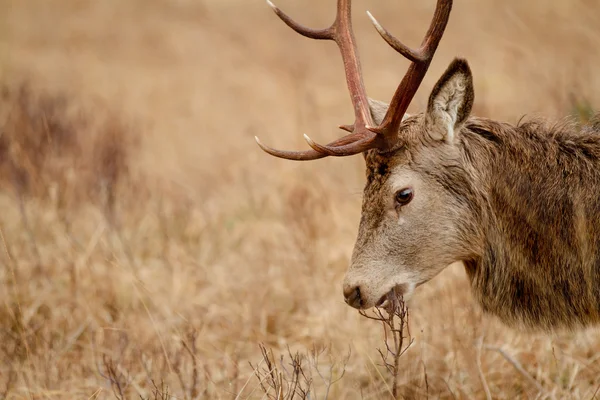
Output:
left=368, top=98, right=411, bottom=126
left=425, top=58, right=474, bottom=143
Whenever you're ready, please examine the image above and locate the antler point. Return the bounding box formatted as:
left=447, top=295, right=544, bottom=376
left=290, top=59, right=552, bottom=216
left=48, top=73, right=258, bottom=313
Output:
left=303, top=134, right=315, bottom=146
left=366, top=11, right=385, bottom=35
left=266, top=0, right=277, bottom=11
left=339, top=124, right=354, bottom=132
left=254, top=136, right=266, bottom=148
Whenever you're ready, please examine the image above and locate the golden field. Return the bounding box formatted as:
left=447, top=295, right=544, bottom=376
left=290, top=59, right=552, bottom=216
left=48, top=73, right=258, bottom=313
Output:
left=1, top=0, right=600, bottom=398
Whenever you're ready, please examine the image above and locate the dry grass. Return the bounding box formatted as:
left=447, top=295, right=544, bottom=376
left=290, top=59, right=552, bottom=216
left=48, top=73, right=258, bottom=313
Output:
left=1, top=0, right=600, bottom=398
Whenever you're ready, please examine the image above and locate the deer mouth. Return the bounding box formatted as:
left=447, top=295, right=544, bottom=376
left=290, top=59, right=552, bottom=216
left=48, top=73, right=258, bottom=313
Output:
left=376, top=284, right=408, bottom=309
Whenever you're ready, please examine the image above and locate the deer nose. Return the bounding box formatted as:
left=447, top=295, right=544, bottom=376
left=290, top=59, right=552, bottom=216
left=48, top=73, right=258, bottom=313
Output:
left=343, top=285, right=363, bottom=309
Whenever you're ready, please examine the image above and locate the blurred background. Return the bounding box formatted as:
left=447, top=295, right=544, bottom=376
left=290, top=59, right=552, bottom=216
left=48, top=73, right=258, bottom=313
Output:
left=1, top=0, right=599, bottom=398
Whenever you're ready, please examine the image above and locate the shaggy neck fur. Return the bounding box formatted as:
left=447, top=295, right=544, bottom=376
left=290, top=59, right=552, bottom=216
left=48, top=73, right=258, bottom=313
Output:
left=458, top=115, right=600, bottom=331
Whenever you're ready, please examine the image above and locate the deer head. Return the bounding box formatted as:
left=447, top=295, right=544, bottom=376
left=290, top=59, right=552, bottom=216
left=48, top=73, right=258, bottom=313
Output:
left=256, top=0, right=479, bottom=309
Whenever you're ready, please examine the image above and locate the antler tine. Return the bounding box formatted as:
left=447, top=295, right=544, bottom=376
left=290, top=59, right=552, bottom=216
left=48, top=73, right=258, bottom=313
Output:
left=366, top=11, right=425, bottom=63
left=368, top=0, right=452, bottom=60
left=304, top=133, right=378, bottom=156
left=369, top=0, right=452, bottom=139
left=255, top=136, right=327, bottom=160
left=255, top=0, right=379, bottom=161
left=255, top=131, right=370, bottom=161
left=266, top=0, right=334, bottom=40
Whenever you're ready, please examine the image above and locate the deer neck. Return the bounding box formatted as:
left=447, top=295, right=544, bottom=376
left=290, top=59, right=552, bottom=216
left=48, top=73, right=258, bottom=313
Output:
left=461, top=116, right=600, bottom=331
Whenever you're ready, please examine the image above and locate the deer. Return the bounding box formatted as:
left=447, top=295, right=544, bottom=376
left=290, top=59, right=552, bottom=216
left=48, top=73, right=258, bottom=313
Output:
left=255, top=0, right=600, bottom=332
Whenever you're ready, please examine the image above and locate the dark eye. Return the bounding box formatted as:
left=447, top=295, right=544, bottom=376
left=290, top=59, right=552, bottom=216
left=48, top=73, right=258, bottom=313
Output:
left=395, top=188, right=414, bottom=207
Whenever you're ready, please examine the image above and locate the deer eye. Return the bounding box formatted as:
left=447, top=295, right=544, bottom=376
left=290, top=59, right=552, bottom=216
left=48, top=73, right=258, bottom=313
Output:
left=395, top=188, right=414, bottom=207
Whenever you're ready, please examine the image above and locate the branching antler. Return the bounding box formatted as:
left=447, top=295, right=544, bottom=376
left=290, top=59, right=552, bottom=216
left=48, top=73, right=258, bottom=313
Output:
left=256, top=0, right=453, bottom=160
left=256, top=0, right=377, bottom=160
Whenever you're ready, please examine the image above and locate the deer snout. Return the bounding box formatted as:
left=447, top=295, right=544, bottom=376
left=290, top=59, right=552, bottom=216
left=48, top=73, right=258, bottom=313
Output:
left=343, top=285, right=364, bottom=309
left=343, top=273, right=383, bottom=309
left=343, top=266, right=416, bottom=310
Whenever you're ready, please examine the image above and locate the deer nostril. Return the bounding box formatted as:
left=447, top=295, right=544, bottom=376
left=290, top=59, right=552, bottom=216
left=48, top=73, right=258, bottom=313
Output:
left=344, top=286, right=363, bottom=309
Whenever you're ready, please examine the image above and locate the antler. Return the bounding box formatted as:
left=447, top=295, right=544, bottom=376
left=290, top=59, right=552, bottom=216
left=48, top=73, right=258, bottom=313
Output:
left=255, top=0, right=452, bottom=161
left=367, top=0, right=452, bottom=138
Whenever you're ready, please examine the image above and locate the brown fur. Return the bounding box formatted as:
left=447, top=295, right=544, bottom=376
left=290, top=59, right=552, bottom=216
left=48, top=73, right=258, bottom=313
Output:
left=460, top=116, right=600, bottom=330
left=346, top=58, right=600, bottom=331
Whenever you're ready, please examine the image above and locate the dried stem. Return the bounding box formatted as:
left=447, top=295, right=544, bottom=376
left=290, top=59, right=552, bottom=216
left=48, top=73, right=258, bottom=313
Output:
left=309, top=344, right=351, bottom=400
left=251, top=343, right=352, bottom=400
left=359, top=291, right=413, bottom=399
left=98, top=354, right=131, bottom=400
left=476, top=335, right=492, bottom=400
left=181, top=330, right=200, bottom=399
left=148, top=380, right=171, bottom=400
left=484, top=345, right=544, bottom=394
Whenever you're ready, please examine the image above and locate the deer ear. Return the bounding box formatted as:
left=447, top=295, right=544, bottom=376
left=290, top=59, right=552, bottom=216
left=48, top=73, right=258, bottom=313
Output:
left=425, top=58, right=474, bottom=143
left=368, top=98, right=411, bottom=126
